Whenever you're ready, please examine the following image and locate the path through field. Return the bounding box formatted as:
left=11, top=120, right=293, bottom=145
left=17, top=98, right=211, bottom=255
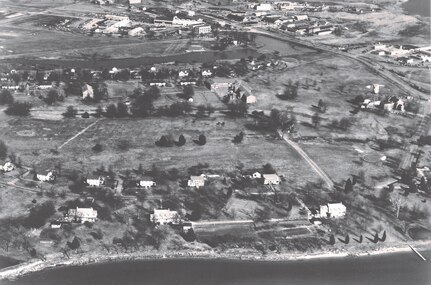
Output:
left=58, top=119, right=101, bottom=150
left=278, top=130, right=334, bottom=189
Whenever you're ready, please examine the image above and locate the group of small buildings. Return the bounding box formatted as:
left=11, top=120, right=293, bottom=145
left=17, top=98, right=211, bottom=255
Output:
left=210, top=78, right=257, bottom=104
left=361, top=96, right=406, bottom=113
left=372, top=44, right=431, bottom=65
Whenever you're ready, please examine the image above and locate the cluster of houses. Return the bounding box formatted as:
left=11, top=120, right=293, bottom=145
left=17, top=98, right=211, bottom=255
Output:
left=79, top=5, right=213, bottom=38
left=372, top=44, right=431, bottom=66
left=360, top=96, right=406, bottom=113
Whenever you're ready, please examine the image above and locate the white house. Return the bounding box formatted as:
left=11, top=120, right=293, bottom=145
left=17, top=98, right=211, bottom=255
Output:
left=319, top=202, right=346, bottom=218
left=82, top=83, right=94, bottom=99
left=128, top=27, right=145, bottom=37
left=194, top=25, right=211, bottom=34
left=293, top=15, right=308, bottom=21
left=255, top=3, right=272, bottom=11
left=252, top=172, right=262, bottom=179
left=150, top=209, right=180, bottom=225
left=178, top=70, right=189, bottom=78
left=68, top=207, right=98, bottom=223
left=149, top=82, right=166, bottom=87
left=263, top=174, right=281, bottom=185
left=188, top=175, right=206, bottom=188
left=36, top=171, right=56, bottom=182
left=86, top=176, right=105, bottom=187
left=242, top=94, right=257, bottom=104
left=129, top=0, right=141, bottom=4
left=0, top=162, right=15, bottom=172
left=202, top=70, right=213, bottom=77
left=137, top=180, right=156, bottom=188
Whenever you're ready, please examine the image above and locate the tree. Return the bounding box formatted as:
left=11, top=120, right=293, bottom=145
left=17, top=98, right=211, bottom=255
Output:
left=5, top=101, right=32, bottom=116
left=280, top=81, right=299, bottom=100
left=317, top=99, right=327, bottom=113
left=263, top=163, right=276, bottom=174
left=155, top=136, right=173, bottom=147
left=67, top=236, right=80, bottom=250
left=23, top=201, right=56, bottom=228
left=194, top=134, right=206, bottom=146
left=44, top=89, right=58, bottom=105
left=183, top=85, right=194, bottom=98
left=379, top=231, right=386, bottom=242
left=92, top=143, right=103, bottom=153
left=344, top=178, right=353, bottom=193
left=227, top=101, right=248, bottom=117
left=177, top=134, right=186, bottom=146
left=0, top=140, right=7, bottom=160
left=312, top=112, right=321, bottom=128
left=197, top=104, right=206, bottom=117
left=0, top=89, right=14, bottom=105
left=329, top=234, right=336, bottom=245
left=131, top=89, right=154, bottom=117
left=63, top=106, right=77, bottom=118
left=105, top=104, right=117, bottom=118
left=117, top=102, right=128, bottom=117
left=339, top=118, right=351, bottom=131
left=117, top=140, right=130, bottom=151
left=232, top=132, right=244, bottom=144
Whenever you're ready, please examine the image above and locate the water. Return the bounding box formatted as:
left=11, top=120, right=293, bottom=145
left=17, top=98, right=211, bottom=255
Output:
left=4, top=250, right=431, bottom=285
left=402, top=0, right=431, bottom=17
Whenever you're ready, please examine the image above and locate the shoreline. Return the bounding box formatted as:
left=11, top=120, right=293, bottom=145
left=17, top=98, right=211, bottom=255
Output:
left=1, top=240, right=430, bottom=281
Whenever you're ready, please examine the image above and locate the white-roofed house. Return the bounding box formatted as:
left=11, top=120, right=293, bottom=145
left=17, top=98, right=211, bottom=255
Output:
left=0, top=161, right=15, bottom=172
left=137, top=179, right=156, bottom=189
left=82, top=83, right=94, bottom=100
left=36, top=171, right=56, bottom=182
left=188, top=175, right=206, bottom=188
left=263, top=174, right=281, bottom=185
left=150, top=209, right=180, bottom=225
left=86, top=176, right=105, bottom=187
left=68, top=207, right=98, bottom=223
left=319, top=202, right=346, bottom=218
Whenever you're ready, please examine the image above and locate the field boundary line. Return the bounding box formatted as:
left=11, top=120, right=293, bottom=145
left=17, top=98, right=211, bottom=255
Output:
left=58, top=119, right=101, bottom=150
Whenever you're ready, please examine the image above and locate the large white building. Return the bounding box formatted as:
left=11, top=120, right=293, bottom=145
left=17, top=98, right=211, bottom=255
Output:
left=255, top=3, right=272, bottom=11
left=172, top=16, right=203, bottom=27
left=319, top=203, right=346, bottom=218
left=150, top=209, right=180, bottom=225
left=68, top=207, right=98, bottom=223
left=188, top=175, right=206, bottom=188
left=194, top=25, right=211, bottom=34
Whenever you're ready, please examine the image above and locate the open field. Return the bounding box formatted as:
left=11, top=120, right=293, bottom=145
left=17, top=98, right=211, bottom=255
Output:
left=0, top=113, right=320, bottom=187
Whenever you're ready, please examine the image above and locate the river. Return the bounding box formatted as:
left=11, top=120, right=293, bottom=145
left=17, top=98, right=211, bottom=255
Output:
left=4, top=250, right=430, bottom=285
left=402, top=0, right=431, bottom=17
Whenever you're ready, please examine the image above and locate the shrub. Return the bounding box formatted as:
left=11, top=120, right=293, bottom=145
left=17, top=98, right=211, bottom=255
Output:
left=0, top=89, right=14, bottom=105
left=92, top=143, right=103, bottom=153
left=0, top=140, right=7, bottom=159
left=5, top=101, right=32, bottom=116
left=176, top=134, right=186, bottom=146
left=23, top=201, right=56, bottom=228
left=117, top=102, right=128, bottom=117
left=63, top=106, right=77, bottom=118
left=105, top=104, right=117, bottom=118
left=117, top=139, right=130, bottom=151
